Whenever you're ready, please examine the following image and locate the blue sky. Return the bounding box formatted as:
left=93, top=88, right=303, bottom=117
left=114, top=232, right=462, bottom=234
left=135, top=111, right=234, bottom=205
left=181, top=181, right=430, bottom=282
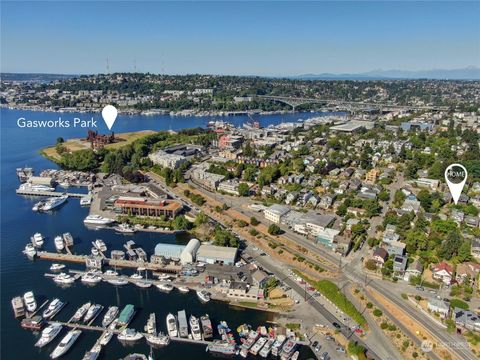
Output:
left=1, top=1, right=479, bottom=75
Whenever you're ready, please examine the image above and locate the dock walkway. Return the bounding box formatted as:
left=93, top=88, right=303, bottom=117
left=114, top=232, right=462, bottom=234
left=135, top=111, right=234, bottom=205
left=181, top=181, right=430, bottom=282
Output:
left=16, top=189, right=85, bottom=198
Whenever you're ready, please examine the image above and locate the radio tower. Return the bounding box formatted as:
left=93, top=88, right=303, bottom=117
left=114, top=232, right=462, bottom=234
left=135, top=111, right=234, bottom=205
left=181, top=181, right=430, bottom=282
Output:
left=106, top=57, right=110, bottom=73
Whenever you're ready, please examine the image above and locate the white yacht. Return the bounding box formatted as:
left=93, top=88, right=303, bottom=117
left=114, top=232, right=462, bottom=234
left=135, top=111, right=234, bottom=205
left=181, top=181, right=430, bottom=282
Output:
left=53, top=273, right=75, bottom=285
left=82, top=344, right=101, bottom=360
left=107, top=277, right=128, bottom=286
left=196, top=289, right=211, bottom=303
left=145, top=332, right=170, bottom=347
left=23, top=291, right=37, bottom=312
left=54, top=236, right=64, bottom=251
left=50, top=263, right=66, bottom=271
left=144, top=313, right=156, bottom=335
left=71, top=302, right=91, bottom=323
left=177, top=286, right=189, bottom=293
left=42, top=195, right=68, bottom=211
left=31, top=233, right=44, bottom=247
left=189, top=315, right=202, bottom=341
left=84, top=304, right=102, bottom=323
left=156, top=283, right=173, bottom=292
left=19, top=183, right=55, bottom=192
left=50, top=329, right=82, bottom=359
left=93, top=239, right=107, bottom=252
left=23, top=243, right=36, bottom=257
left=104, top=269, right=118, bottom=276
left=114, top=223, right=136, bottom=234
left=35, top=323, right=63, bottom=348
left=32, top=199, right=46, bottom=211
left=80, top=195, right=92, bottom=206
left=102, top=306, right=119, bottom=328
left=83, top=215, right=115, bottom=225
left=91, top=247, right=100, bottom=256
left=99, top=331, right=113, bottom=346
left=166, top=313, right=178, bottom=337
left=43, top=299, right=64, bottom=319
left=117, top=328, right=143, bottom=342
left=81, top=272, right=102, bottom=285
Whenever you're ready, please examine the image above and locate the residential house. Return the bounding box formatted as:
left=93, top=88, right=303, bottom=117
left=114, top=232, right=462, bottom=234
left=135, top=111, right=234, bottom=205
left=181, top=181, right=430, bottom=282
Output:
left=427, top=299, right=450, bottom=319
left=251, top=269, right=269, bottom=288
left=455, top=263, right=480, bottom=285
left=404, top=260, right=423, bottom=281
left=472, top=238, right=480, bottom=259
left=465, top=216, right=480, bottom=228
left=372, top=248, right=389, bottom=266
left=383, top=224, right=400, bottom=244
left=386, top=240, right=406, bottom=256
left=319, top=194, right=335, bottom=209
left=401, top=199, right=422, bottom=213
left=432, top=262, right=454, bottom=284
left=454, top=308, right=480, bottom=333
left=392, top=254, right=408, bottom=273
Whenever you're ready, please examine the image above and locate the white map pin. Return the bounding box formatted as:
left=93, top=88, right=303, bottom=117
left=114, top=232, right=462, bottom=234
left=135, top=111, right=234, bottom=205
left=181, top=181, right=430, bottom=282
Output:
left=102, top=105, right=118, bottom=130
left=445, top=163, right=468, bottom=205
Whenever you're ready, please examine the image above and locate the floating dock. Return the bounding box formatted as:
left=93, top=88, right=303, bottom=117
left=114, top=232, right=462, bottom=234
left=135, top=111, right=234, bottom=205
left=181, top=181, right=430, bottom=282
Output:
left=36, top=251, right=181, bottom=273
left=16, top=189, right=85, bottom=198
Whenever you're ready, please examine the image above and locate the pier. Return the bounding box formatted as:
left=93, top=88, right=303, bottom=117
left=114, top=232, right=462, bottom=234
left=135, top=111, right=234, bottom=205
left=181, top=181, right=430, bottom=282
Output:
left=16, top=189, right=85, bottom=198
left=36, top=251, right=182, bottom=273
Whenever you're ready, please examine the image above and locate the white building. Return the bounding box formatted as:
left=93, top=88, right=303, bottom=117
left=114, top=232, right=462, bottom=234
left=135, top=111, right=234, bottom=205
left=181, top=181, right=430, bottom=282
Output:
left=264, top=204, right=290, bottom=224
left=180, top=238, right=201, bottom=265
left=149, top=150, right=186, bottom=169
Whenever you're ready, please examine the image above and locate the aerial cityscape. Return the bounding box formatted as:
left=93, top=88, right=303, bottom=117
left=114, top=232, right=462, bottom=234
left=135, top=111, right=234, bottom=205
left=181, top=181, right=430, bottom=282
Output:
left=1, top=1, right=480, bottom=360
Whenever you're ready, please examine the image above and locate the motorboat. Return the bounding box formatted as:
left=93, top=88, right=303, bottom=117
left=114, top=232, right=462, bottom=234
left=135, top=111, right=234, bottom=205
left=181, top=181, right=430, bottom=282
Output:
left=189, top=315, right=202, bottom=341
left=196, top=289, right=211, bottom=303
left=107, top=278, right=128, bottom=286
left=53, top=273, right=75, bottom=285
left=50, top=263, right=66, bottom=271
left=43, top=299, right=64, bottom=319
left=271, top=338, right=285, bottom=357
left=156, top=283, right=173, bottom=292
left=91, top=247, right=99, bottom=256
left=54, top=236, right=64, bottom=251
left=23, top=243, right=36, bottom=257
left=259, top=338, right=275, bottom=358
left=200, top=314, right=213, bottom=340
left=23, top=291, right=37, bottom=312
left=50, top=329, right=82, bottom=359
left=31, top=233, right=44, bottom=247
left=62, top=232, right=74, bottom=247
left=117, top=304, right=135, bottom=327
left=114, top=223, right=136, bottom=234
left=144, top=313, right=156, bottom=334
left=81, top=272, right=102, bottom=285
left=130, top=273, right=143, bottom=280
left=99, top=331, right=113, bottom=346
left=250, top=337, right=268, bottom=356
left=71, top=302, right=91, bottom=323
left=104, top=269, right=118, bottom=276
left=35, top=323, right=63, bottom=348
left=240, top=331, right=260, bottom=358
left=32, top=200, right=46, bottom=211
left=82, top=344, right=101, bottom=360
left=117, top=328, right=143, bottom=342
left=166, top=313, right=178, bottom=337
left=177, top=286, right=189, bottom=293
left=21, top=315, right=45, bottom=331
left=84, top=304, right=102, bottom=323
left=208, top=340, right=237, bottom=355
left=145, top=332, right=170, bottom=347
left=291, top=350, right=300, bottom=360
left=279, top=339, right=297, bottom=360
left=102, top=306, right=119, bottom=327
left=84, top=215, right=115, bottom=225
left=93, top=239, right=107, bottom=252
left=42, top=195, right=68, bottom=211
left=80, top=195, right=92, bottom=206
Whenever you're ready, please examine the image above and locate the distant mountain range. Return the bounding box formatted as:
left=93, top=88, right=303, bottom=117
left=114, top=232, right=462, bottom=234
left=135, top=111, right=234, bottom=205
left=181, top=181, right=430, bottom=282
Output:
left=291, top=67, right=480, bottom=80
left=2, top=67, right=480, bottom=82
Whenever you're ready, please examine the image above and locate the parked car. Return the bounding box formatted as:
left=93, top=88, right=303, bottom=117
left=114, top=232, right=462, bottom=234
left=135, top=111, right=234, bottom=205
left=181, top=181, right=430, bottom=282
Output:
left=314, top=342, right=321, bottom=352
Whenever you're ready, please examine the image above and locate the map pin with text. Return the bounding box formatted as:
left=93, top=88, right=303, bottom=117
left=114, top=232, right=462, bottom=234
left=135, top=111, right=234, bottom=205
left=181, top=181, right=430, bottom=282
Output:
left=102, top=105, right=118, bottom=130
left=445, top=163, right=468, bottom=205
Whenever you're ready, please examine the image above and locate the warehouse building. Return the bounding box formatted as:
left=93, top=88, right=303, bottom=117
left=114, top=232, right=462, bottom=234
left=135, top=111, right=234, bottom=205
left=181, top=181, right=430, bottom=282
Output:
left=114, top=197, right=182, bottom=218
left=180, top=239, right=201, bottom=265
left=196, top=244, right=238, bottom=265
left=154, top=243, right=185, bottom=260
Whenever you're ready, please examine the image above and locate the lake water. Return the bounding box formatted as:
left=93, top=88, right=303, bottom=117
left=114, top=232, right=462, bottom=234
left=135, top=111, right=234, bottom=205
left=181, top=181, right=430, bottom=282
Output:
left=0, top=108, right=332, bottom=359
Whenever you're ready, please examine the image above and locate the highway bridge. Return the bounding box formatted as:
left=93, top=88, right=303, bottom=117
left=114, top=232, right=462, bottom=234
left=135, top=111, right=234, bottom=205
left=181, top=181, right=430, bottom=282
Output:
left=251, top=95, right=450, bottom=112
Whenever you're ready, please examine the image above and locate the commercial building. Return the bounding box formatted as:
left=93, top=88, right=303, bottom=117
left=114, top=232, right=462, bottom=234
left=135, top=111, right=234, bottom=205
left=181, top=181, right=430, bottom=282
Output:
left=180, top=239, right=201, bottom=265
left=217, top=180, right=240, bottom=195
left=330, top=120, right=375, bottom=133
left=114, top=197, right=182, bottom=218
left=154, top=243, right=185, bottom=260
left=148, top=150, right=187, bottom=169
left=264, top=204, right=290, bottom=224
left=190, top=163, right=225, bottom=191
left=196, top=244, right=238, bottom=265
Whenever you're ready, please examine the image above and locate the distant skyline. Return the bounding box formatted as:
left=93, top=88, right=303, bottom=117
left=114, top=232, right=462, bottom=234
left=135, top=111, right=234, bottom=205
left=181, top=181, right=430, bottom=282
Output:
left=1, top=1, right=479, bottom=76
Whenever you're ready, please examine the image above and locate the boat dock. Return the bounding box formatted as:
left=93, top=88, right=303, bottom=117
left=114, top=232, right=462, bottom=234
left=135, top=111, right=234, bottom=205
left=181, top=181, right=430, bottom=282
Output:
left=16, top=189, right=85, bottom=198
left=49, top=320, right=211, bottom=345
left=36, top=251, right=181, bottom=273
